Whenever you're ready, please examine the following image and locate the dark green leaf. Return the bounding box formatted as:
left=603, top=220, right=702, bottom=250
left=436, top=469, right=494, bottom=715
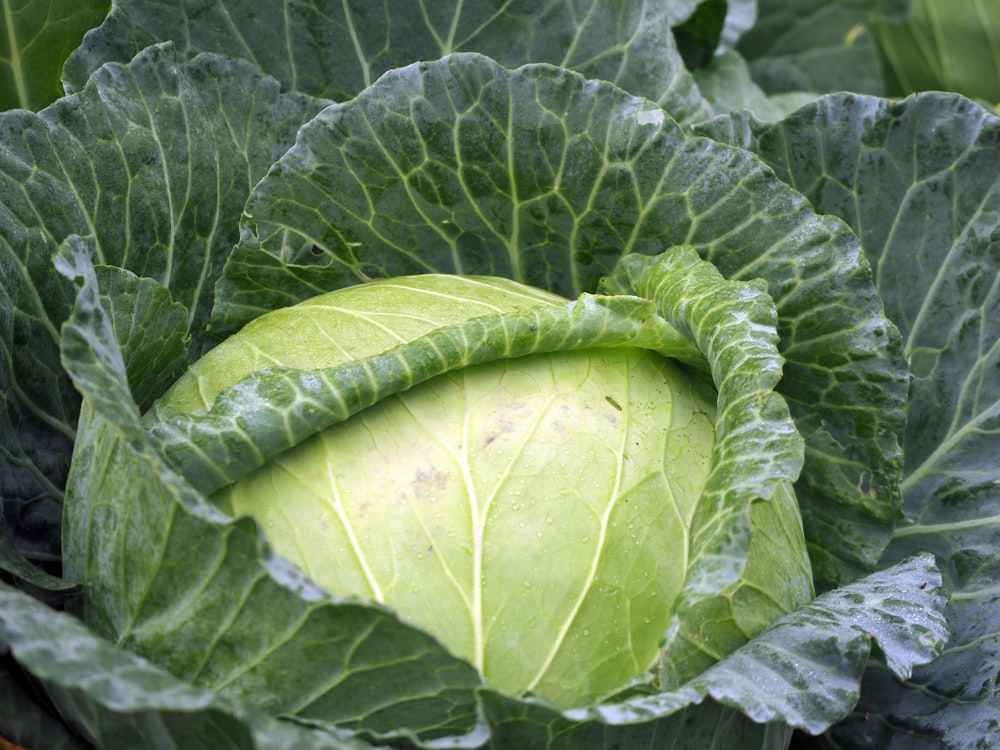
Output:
left=0, top=581, right=371, bottom=749
left=59, top=249, right=485, bottom=744
left=673, top=0, right=755, bottom=62
left=482, top=692, right=794, bottom=750
left=0, top=515, right=76, bottom=590
left=698, top=90, right=1000, bottom=750
left=63, top=0, right=711, bottom=122
left=1, top=654, right=88, bottom=749
left=0, top=43, right=326, bottom=538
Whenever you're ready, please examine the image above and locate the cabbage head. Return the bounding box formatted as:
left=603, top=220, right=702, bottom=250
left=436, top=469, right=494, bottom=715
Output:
left=146, top=252, right=813, bottom=709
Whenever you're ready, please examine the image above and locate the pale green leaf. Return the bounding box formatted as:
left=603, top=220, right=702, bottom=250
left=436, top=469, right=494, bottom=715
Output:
left=693, top=50, right=817, bottom=121
left=146, top=247, right=809, bottom=706
left=476, top=554, right=946, bottom=746
left=872, top=0, right=1000, bottom=102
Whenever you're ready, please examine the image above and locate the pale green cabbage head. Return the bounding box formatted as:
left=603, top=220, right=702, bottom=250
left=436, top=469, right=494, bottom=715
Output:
left=150, top=268, right=813, bottom=708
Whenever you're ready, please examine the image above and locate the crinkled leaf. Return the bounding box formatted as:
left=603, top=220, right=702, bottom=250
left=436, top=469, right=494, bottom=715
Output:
left=0, top=581, right=371, bottom=750
left=0, top=43, right=326, bottom=553
left=475, top=554, right=945, bottom=747
left=150, top=291, right=700, bottom=496
left=698, top=90, right=1000, bottom=749
left=483, top=693, right=794, bottom=750
left=0, top=0, right=108, bottom=110
left=59, top=244, right=485, bottom=744
left=218, top=53, right=906, bottom=584
left=738, top=0, right=907, bottom=96
left=602, top=249, right=811, bottom=687
left=64, top=0, right=711, bottom=122
left=604, top=249, right=801, bottom=596
left=55, top=235, right=190, bottom=414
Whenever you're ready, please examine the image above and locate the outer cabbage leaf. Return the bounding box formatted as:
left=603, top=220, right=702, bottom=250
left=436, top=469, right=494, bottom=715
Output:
left=871, top=0, right=1000, bottom=102
left=0, top=581, right=370, bottom=750
left=698, top=91, right=1000, bottom=749
left=151, top=291, right=700, bottom=494
left=215, top=53, right=906, bottom=584
left=1, top=655, right=87, bottom=750
left=0, top=43, right=327, bottom=571
left=0, top=0, right=108, bottom=110
left=57, top=239, right=485, bottom=744
left=63, top=0, right=711, bottom=123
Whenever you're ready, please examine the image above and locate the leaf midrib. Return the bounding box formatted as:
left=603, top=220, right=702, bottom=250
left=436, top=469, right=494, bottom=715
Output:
left=2, top=0, right=27, bottom=109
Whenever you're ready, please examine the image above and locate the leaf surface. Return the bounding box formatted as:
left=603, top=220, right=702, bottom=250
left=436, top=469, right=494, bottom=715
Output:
left=58, top=239, right=486, bottom=744
left=738, top=0, right=907, bottom=96
left=0, top=43, right=326, bottom=560
left=147, top=246, right=810, bottom=707
left=63, top=0, right=711, bottom=122
left=58, top=227, right=947, bottom=747
left=0, top=581, right=370, bottom=750
left=0, top=0, right=108, bottom=110
left=872, top=0, right=1000, bottom=101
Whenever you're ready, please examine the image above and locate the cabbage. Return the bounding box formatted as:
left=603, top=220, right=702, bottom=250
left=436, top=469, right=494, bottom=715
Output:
left=2, top=2, right=982, bottom=746
left=146, top=260, right=813, bottom=709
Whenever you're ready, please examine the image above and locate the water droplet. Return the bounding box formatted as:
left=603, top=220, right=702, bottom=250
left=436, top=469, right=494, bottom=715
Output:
left=523, top=580, right=532, bottom=589
left=545, top=514, right=554, bottom=524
